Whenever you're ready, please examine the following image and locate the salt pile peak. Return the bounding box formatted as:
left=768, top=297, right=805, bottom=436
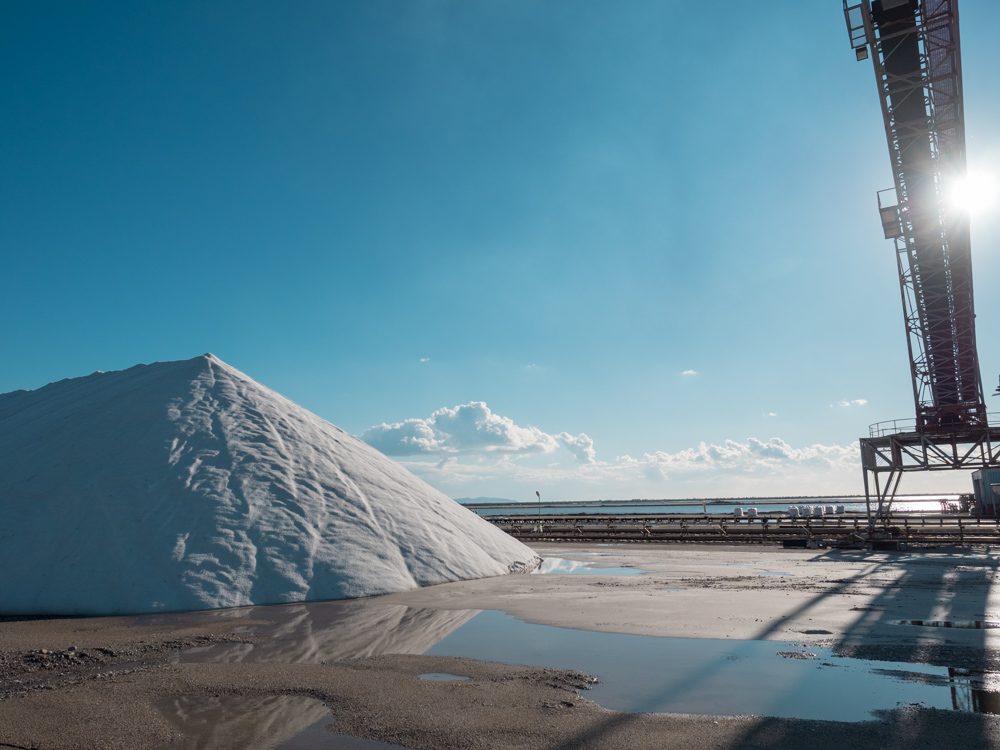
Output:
left=0, top=354, right=539, bottom=615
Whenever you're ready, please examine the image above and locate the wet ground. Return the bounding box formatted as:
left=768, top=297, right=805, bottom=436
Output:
left=4, top=543, right=1000, bottom=749
left=153, top=695, right=409, bottom=749
left=165, top=597, right=1000, bottom=724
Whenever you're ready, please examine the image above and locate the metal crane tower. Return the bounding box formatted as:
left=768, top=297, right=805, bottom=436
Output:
left=844, top=0, right=1000, bottom=528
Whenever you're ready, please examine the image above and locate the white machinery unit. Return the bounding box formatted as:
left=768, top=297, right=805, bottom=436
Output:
left=971, top=469, right=1000, bottom=515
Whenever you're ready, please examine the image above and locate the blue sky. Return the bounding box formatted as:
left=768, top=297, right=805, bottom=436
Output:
left=3, top=1, right=999, bottom=500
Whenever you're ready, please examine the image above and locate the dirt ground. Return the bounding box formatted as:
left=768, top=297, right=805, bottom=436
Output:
left=2, top=543, right=1000, bottom=749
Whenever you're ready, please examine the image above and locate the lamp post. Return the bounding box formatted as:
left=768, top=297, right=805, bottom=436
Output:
left=536, top=490, right=541, bottom=531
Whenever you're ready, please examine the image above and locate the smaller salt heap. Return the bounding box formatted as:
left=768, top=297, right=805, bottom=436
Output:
left=0, top=354, right=539, bottom=615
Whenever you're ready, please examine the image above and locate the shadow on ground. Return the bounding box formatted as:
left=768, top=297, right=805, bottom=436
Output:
left=538, top=547, right=1000, bottom=749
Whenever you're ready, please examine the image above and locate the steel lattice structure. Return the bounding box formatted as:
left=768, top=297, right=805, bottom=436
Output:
left=843, top=0, right=998, bottom=529
left=846, top=0, right=984, bottom=429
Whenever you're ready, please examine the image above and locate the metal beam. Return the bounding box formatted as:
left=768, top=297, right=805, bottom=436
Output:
left=845, top=0, right=985, bottom=433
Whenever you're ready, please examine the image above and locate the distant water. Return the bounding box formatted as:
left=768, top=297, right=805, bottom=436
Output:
left=464, top=496, right=960, bottom=517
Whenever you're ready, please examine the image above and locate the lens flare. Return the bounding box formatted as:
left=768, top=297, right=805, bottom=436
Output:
left=948, top=171, right=999, bottom=215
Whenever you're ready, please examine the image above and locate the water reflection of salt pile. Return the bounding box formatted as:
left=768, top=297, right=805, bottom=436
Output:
left=155, top=695, right=330, bottom=750
left=178, top=601, right=479, bottom=664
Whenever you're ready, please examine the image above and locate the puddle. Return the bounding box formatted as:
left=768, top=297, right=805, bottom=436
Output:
left=893, top=619, right=1000, bottom=630
left=533, top=558, right=647, bottom=576
left=753, top=571, right=792, bottom=577
left=171, top=600, right=479, bottom=664
left=949, top=668, right=1000, bottom=714
left=418, top=672, right=469, bottom=681
left=153, top=695, right=407, bottom=749
left=424, top=611, right=998, bottom=722
left=170, top=599, right=1000, bottom=723
left=658, top=587, right=686, bottom=591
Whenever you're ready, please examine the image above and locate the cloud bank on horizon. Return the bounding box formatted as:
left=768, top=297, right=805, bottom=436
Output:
left=361, top=402, right=871, bottom=499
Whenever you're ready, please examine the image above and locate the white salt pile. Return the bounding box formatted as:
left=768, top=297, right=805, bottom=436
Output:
left=0, top=354, right=539, bottom=616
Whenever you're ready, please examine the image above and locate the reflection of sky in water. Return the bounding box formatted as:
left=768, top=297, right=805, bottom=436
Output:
left=425, top=610, right=980, bottom=722
left=533, top=557, right=647, bottom=576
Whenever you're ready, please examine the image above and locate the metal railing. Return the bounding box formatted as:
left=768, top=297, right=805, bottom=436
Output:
left=869, top=418, right=918, bottom=438
left=869, top=413, right=1000, bottom=438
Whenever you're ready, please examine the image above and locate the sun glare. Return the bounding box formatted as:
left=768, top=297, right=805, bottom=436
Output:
left=948, top=171, right=999, bottom=215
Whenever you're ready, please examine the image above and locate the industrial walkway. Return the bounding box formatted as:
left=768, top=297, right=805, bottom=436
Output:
left=486, top=512, right=1000, bottom=546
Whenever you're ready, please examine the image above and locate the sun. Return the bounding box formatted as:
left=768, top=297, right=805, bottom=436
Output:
left=947, top=171, right=999, bottom=215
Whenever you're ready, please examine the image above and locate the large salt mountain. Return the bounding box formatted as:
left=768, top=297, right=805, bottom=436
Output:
left=0, top=354, right=538, bottom=615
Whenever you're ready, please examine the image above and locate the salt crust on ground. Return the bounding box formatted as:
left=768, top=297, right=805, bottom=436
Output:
left=0, top=354, right=538, bottom=615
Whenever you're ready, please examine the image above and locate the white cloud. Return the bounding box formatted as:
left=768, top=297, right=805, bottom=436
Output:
left=681, top=370, right=698, bottom=376
left=419, top=357, right=430, bottom=362
left=361, top=402, right=595, bottom=464
left=764, top=412, right=777, bottom=417
left=390, top=434, right=860, bottom=497
left=616, top=437, right=857, bottom=478
left=555, top=431, right=596, bottom=464
left=833, top=399, right=868, bottom=408
left=364, top=406, right=867, bottom=498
